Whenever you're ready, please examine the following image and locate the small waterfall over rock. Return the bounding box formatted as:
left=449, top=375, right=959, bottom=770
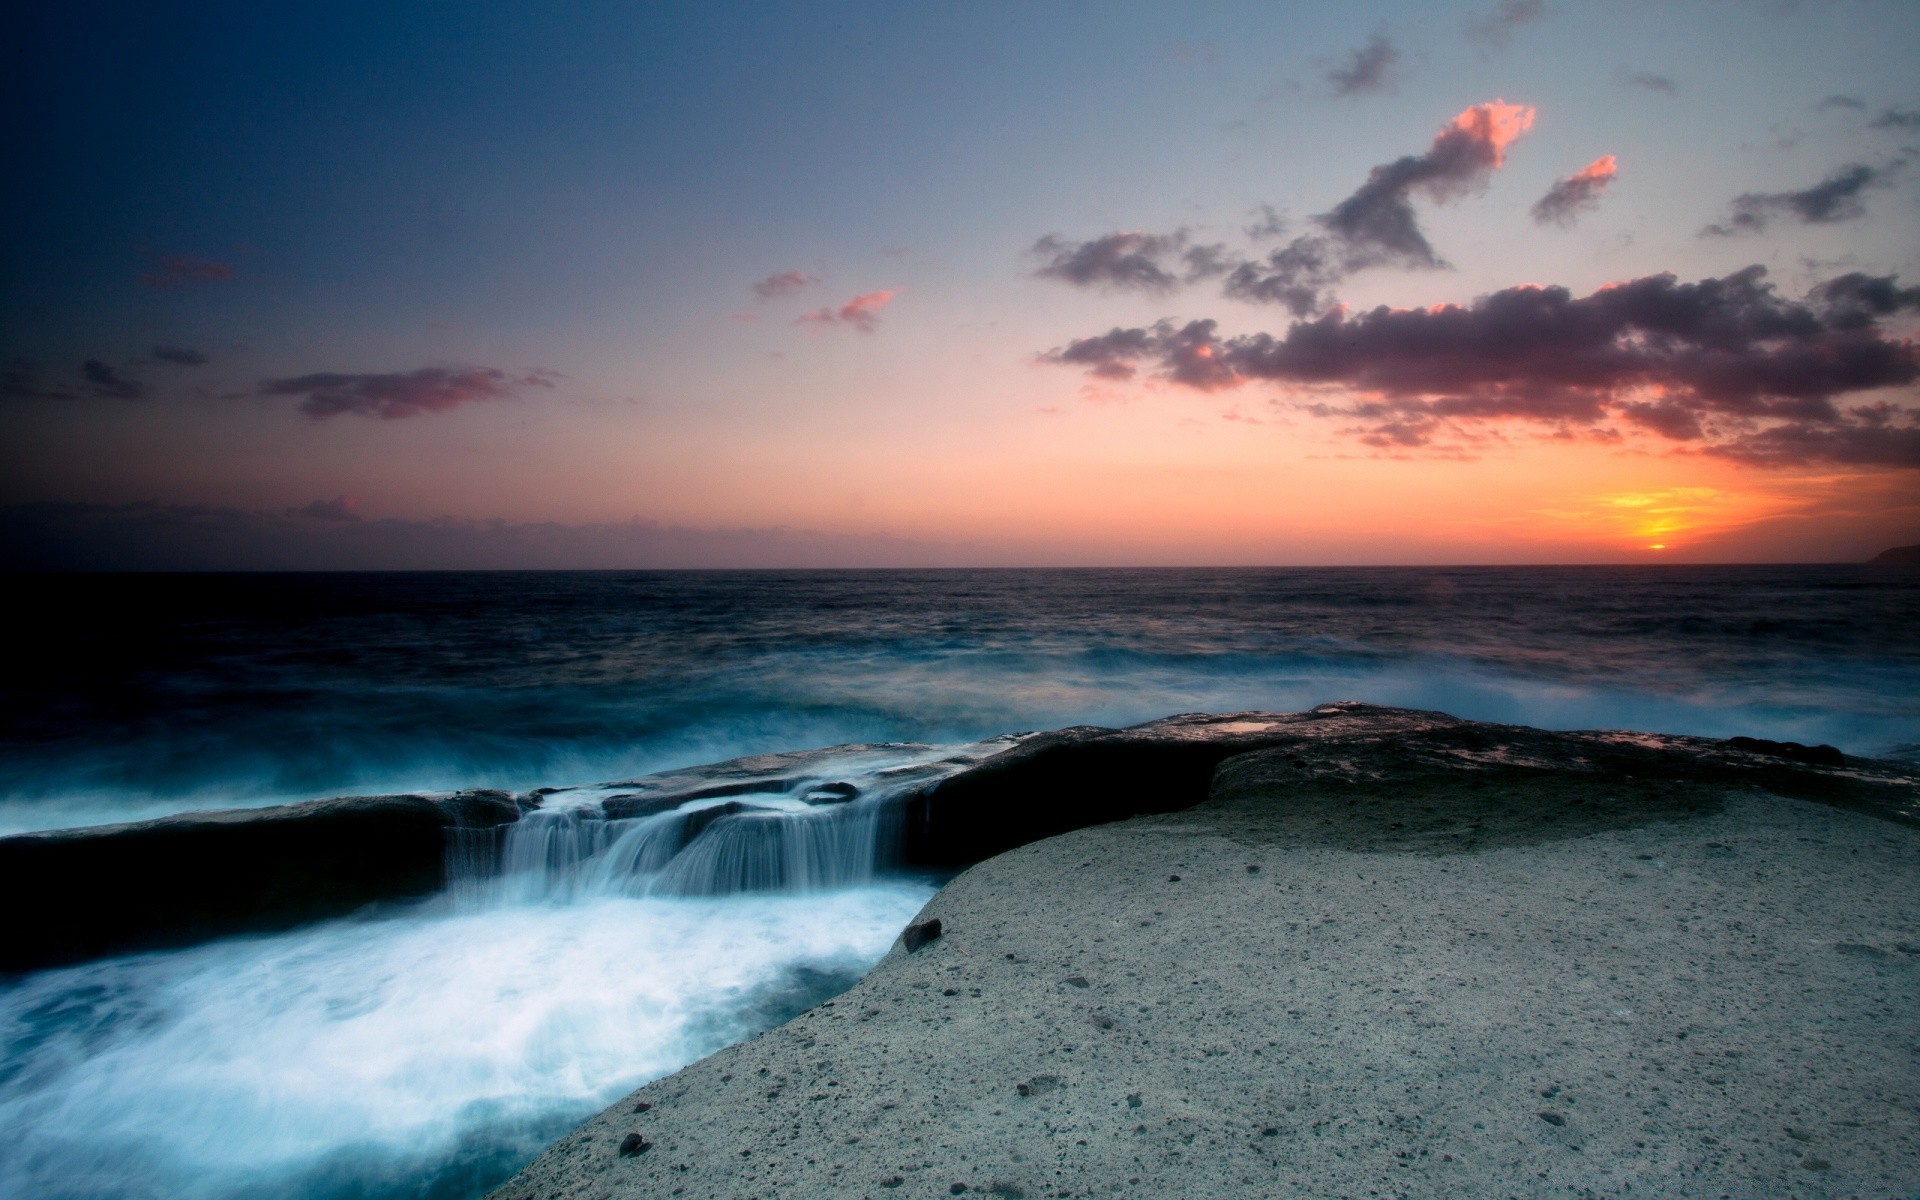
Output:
left=449, top=739, right=1017, bottom=905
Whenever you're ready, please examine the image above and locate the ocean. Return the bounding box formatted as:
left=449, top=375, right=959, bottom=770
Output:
left=2, top=566, right=1915, bottom=1199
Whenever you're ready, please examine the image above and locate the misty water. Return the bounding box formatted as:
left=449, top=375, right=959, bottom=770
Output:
left=3, top=567, right=1916, bottom=1198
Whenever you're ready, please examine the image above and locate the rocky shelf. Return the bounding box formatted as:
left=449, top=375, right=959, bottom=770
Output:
left=485, top=703, right=1920, bottom=1199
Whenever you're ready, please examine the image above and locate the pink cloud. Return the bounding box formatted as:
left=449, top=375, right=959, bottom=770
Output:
left=796, top=290, right=897, bottom=333
left=1532, top=154, right=1619, bottom=226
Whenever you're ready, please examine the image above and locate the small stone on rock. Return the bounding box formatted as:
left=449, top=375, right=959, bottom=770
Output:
left=902, top=919, right=942, bottom=952
left=1062, top=976, right=1090, bottom=988
left=632, top=1101, right=652, bottom=1113
left=618, top=1132, right=650, bottom=1156
left=1538, top=1111, right=1566, bottom=1126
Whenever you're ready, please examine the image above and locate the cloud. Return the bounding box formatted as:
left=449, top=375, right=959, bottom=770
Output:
left=1327, top=32, right=1399, bottom=97
left=1870, top=106, right=1920, bottom=130
left=82, top=360, right=145, bottom=399
left=1464, top=0, right=1545, bottom=49
left=259, top=366, right=556, bottom=420
left=1029, top=232, right=1229, bottom=294
left=139, top=255, right=233, bottom=290
left=1041, top=266, right=1920, bottom=468
left=1243, top=204, right=1288, bottom=241
left=795, top=290, right=896, bottom=332
left=1704, top=162, right=1899, bottom=235
left=0, top=502, right=971, bottom=571
left=152, top=346, right=207, bottom=366
left=752, top=270, right=818, bottom=299
left=1224, top=101, right=1536, bottom=313
left=1619, top=70, right=1675, bottom=94
left=1532, top=155, right=1619, bottom=226
left=1819, top=95, right=1867, bottom=112
left=1, top=360, right=77, bottom=401
left=290, top=495, right=361, bottom=521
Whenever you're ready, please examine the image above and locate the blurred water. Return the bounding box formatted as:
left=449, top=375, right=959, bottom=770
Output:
left=5, top=566, right=1915, bottom=836
left=3, top=565, right=1915, bottom=1199
left=0, top=883, right=933, bottom=1200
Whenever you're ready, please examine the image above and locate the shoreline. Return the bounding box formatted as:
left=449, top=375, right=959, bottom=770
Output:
left=490, top=707, right=1920, bottom=1199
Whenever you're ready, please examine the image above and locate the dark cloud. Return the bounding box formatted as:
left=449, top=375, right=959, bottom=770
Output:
left=752, top=270, right=818, bottom=299
left=290, top=496, right=361, bottom=522
left=1704, top=163, right=1899, bottom=235
left=1225, top=102, right=1536, bottom=314
left=1041, top=267, right=1920, bottom=468
left=0, top=502, right=968, bottom=571
left=1, top=360, right=77, bottom=401
left=1464, top=0, right=1545, bottom=49
left=1327, top=32, right=1399, bottom=97
left=139, top=255, right=233, bottom=290
left=795, top=290, right=896, bottom=332
left=1870, top=106, right=1920, bottom=130
left=1620, top=70, right=1675, bottom=94
left=1243, top=204, right=1288, bottom=242
left=1532, top=155, right=1618, bottom=226
left=1818, top=95, right=1867, bottom=112
left=152, top=346, right=207, bottom=366
left=259, top=366, right=556, bottom=420
left=1029, top=232, right=1229, bottom=294
left=82, top=360, right=145, bottom=399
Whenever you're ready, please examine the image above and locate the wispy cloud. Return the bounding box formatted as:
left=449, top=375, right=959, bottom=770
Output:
left=1870, top=106, right=1920, bottom=130
left=1028, top=232, right=1228, bottom=294
left=1532, top=155, right=1618, bottom=226
left=751, top=270, right=819, bottom=299
left=1704, top=162, right=1901, bottom=235
left=1327, top=32, right=1399, bottom=97
left=796, top=290, right=896, bottom=332
left=82, top=360, right=145, bottom=399
left=1618, top=69, right=1675, bottom=94
left=259, top=366, right=557, bottom=420
left=1041, top=267, right=1920, bottom=468
left=289, top=495, right=361, bottom=521
left=1225, top=101, right=1536, bottom=312
left=139, top=255, right=233, bottom=290
left=1464, top=0, right=1545, bottom=50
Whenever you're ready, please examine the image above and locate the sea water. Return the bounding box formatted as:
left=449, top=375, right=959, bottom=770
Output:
left=2, top=566, right=1915, bottom=1198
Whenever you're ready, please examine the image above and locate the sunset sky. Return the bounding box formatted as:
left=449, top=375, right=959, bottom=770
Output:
left=3, top=0, right=1916, bottom=567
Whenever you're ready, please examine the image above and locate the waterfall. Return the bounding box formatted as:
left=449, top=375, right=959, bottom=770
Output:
left=451, top=793, right=907, bottom=904
left=444, top=738, right=1019, bottom=906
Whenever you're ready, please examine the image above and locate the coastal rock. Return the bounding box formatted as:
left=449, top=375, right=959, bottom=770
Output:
left=902, top=918, right=942, bottom=952
left=1867, top=543, right=1920, bottom=565
left=489, top=706, right=1920, bottom=1200
left=0, top=791, right=520, bottom=973
left=900, top=704, right=1915, bottom=867
left=598, top=741, right=985, bottom=820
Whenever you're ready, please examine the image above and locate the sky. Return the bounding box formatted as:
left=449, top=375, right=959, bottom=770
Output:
left=2, top=0, right=1917, bottom=568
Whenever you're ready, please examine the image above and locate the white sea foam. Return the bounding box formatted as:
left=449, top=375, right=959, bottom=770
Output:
left=0, top=884, right=931, bottom=1200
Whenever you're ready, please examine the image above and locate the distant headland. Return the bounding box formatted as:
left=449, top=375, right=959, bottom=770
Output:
left=1869, top=544, right=1920, bottom=564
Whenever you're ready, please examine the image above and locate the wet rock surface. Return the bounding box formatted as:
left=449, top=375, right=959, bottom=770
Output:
left=898, top=704, right=1916, bottom=868
left=0, top=790, right=520, bottom=972
left=491, top=705, right=1920, bottom=1199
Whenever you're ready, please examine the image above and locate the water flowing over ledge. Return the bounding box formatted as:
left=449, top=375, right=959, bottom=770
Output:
left=5, top=704, right=1914, bottom=974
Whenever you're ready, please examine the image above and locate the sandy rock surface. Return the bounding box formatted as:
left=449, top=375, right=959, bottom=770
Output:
left=490, top=709, right=1920, bottom=1200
